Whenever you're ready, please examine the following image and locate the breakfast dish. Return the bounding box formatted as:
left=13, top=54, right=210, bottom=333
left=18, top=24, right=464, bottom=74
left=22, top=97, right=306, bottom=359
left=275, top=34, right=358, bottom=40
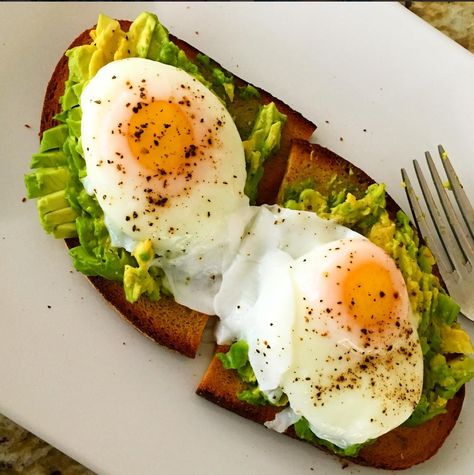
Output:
left=24, top=11, right=474, bottom=469
left=198, top=140, right=469, bottom=469
left=28, top=14, right=314, bottom=357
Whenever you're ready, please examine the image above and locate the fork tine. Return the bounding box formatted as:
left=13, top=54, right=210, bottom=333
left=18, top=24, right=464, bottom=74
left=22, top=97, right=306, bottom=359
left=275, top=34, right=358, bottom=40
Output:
left=401, top=168, right=453, bottom=277
left=438, top=145, right=474, bottom=240
left=425, top=151, right=474, bottom=266
left=413, top=159, right=468, bottom=272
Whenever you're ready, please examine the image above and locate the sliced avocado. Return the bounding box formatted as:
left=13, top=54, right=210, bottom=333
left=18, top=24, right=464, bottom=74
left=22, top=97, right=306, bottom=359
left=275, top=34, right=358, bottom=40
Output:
left=40, top=207, right=78, bottom=234
left=60, top=78, right=80, bottom=111
left=35, top=190, right=78, bottom=238
left=39, top=124, right=68, bottom=152
left=147, top=21, right=170, bottom=61
left=30, top=150, right=68, bottom=169
left=37, top=189, right=70, bottom=215
left=243, top=102, right=287, bottom=203
left=24, top=167, right=70, bottom=199
left=88, top=48, right=107, bottom=79
left=65, top=107, right=82, bottom=138
left=66, top=45, right=96, bottom=83
left=52, top=222, right=77, bottom=239
left=113, top=36, right=131, bottom=61
left=128, top=11, right=158, bottom=58
left=440, top=324, right=474, bottom=354
left=93, top=14, right=125, bottom=64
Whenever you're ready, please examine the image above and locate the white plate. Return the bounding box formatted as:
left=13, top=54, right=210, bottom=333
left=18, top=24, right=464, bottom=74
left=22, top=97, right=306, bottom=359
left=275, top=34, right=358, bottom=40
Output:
left=1, top=2, right=473, bottom=474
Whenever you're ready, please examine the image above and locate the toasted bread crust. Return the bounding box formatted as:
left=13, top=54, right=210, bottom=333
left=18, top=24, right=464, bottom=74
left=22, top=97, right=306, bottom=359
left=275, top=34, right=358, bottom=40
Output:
left=197, top=142, right=465, bottom=469
left=197, top=347, right=465, bottom=470
left=356, top=387, right=464, bottom=470
left=88, top=276, right=208, bottom=357
left=39, top=21, right=315, bottom=357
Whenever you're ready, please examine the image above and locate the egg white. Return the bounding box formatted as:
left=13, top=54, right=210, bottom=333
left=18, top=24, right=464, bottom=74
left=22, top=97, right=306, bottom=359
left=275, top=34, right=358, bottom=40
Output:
left=280, top=240, right=423, bottom=447
left=81, top=58, right=247, bottom=254
left=215, top=205, right=362, bottom=394
left=81, top=58, right=249, bottom=314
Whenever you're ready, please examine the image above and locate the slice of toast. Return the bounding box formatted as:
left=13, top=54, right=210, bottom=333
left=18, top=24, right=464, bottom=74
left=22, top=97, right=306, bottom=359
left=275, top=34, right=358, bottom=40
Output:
left=39, top=21, right=315, bottom=357
left=196, top=140, right=465, bottom=469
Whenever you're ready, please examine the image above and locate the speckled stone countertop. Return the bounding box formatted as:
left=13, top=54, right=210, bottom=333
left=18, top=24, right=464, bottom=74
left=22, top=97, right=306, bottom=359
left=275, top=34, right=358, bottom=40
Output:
left=1, top=3, right=473, bottom=474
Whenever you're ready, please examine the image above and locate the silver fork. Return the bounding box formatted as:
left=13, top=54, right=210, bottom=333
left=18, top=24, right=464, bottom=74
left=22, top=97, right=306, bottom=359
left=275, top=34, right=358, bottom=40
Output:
left=401, top=145, right=474, bottom=321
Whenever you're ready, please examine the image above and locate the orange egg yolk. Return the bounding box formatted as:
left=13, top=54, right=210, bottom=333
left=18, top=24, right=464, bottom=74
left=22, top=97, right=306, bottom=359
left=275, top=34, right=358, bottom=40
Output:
left=339, top=260, right=404, bottom=331
left=127, top=100, right=196, bottom=174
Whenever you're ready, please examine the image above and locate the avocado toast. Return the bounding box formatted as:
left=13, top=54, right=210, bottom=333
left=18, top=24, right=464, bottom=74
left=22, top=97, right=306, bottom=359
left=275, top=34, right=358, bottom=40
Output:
left=197, top=140, right=471, bottom=469
left=30, top=15, right=315, bottom=357
left=25, top=11, right=474, bottom=468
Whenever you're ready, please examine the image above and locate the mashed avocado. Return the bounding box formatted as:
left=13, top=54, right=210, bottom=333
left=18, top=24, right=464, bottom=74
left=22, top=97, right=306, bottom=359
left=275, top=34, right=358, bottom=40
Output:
left=219, top=181, right=474, bottom=454
left=25, top=11, right=286, bottom=302
left=218, top=340, right=288, bottom=406
left=123, top=240, right=162, bottom=303
left=293, top=417, right=370, bottom=457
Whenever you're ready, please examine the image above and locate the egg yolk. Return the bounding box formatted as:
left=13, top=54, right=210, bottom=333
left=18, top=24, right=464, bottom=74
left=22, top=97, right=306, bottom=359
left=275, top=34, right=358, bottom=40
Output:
left=127, top=100, right=196, bottom=174
left=339, top=259, right=404, bottom=331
